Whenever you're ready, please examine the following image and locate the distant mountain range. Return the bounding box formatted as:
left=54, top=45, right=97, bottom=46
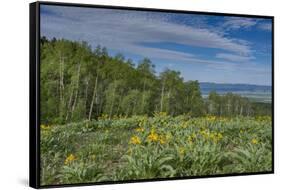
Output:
left=200, top=82, right=272, bottom=93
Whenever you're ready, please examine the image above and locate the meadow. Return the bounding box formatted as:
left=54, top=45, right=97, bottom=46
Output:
left=40, top=113, right=272, bottom=185
left=39, top=38, right=272, bottom=186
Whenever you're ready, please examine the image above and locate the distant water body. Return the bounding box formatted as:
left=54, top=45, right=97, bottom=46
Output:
left=200, top=82, right=272, bottom=103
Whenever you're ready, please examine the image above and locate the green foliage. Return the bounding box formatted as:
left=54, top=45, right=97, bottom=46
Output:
left=185, top=80, right=205, bottom=116
left=252, top=102, right=272, bottom=116
left=207, top=91, right=256, bottom=116
left=40, top=37, right=272, bottom=185
left=59, top=162, right=107, bottom=184
left=40, top=37, right=271, bottom=125
left=41, top=115, right=272, bottom=185
left=116, top=147, right=176, bottom=180
left=224, top=143, right=272, bottom=173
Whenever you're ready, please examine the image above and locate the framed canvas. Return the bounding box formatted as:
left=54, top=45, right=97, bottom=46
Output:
left=29, top=1, right=274, bottom=188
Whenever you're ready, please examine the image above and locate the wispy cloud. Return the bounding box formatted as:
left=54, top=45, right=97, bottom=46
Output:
left=258, top=23, right=272, bottom=31
left=222, top=17, right=272, bottom=33
left=40, top=5, right=272, bottom=85
left=223, top=17, right=258, bottom=30
left=41, top=5, right=252, bottom=58
left=216, top=53, right=255, bottom=62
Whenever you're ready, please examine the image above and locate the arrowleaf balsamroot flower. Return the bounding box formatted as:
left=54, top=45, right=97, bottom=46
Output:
left=147, top=131, right=159, bottom=142
left=64, top=154, right=76, bottom=165
left=251, top=138, right=258, bottom=144
left=135, top=127, right=145, bottom=132
left=130, top=135, right=141, bottom=145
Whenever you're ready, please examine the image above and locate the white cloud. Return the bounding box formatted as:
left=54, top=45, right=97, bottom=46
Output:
left=222, top=17, right=272, bottom=34
left=41, top=5, right=253, bottom=61
left=216, top=53, right=255, bottom=62
left=258, top=23, right=272, bottom=31
left=223, top=17, right=257, bottom=30
left=40, top=5, right=272, bottom=85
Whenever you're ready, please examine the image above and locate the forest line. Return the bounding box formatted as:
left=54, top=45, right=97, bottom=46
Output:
left=40, top=37, right=271, bottom=124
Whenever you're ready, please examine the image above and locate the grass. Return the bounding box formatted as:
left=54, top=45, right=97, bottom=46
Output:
left=40, top=114, right=272, bottom=185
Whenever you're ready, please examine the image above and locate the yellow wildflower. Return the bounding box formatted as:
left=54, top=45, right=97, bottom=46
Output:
left=159, top=139, right=166, bottom=144
left=135, top=127, right=145, bottom=132
left=129, top=135, right=141, bottom=145
left=64, top=154, right=76, bottom=165
left=40, top=124, right=51, bottom=130
left=179, top=147, right=185, bottom=155
left=182, top=121, right=188, bottom=128
left=159, top=112, right=167, bottom=117
left=192, top=133, right=196, bottom=139
left=217, top=133, right=223, bottom=140
left=159, top=135, right=166, bottom=144
left=200, top=129, right=209, bottom=139
left=251, top=138, right=258, bottom=144
left=166, top=133, right=172, bottom=141
left=153, top=111, right=167, bottom=117
left=147, top=131, right=159, bottom=142
left=187, top=135, right=193, bottom=144
left=207, top=115, right=216, bottom=121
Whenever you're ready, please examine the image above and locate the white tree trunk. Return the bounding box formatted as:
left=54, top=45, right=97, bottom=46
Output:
left=70, top=62, right=82, bottom=119
left=88, top=75, right=98, bottom=121
left=160, top=80, right=165, bottom=112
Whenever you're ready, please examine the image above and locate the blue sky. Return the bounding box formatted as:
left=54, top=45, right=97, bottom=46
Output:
left=40, top=5, right=272, bottom=86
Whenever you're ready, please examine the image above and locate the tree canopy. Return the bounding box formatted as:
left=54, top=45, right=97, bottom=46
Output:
left=40, top=37, right=271, bottom=124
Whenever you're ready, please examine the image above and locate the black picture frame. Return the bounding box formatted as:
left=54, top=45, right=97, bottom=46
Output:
left=30, top=1, right=274, bottom=189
